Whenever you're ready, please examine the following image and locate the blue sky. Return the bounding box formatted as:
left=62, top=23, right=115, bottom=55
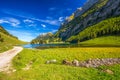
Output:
left=0, top=0, right=87, bottom=42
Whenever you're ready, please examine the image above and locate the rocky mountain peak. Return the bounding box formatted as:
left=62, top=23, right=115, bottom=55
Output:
left=63, top=0, right=99, bottom=25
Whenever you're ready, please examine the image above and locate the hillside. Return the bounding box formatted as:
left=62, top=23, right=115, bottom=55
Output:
left=0, top=26, right=10, bottom=35
left=80, top=36, right=120, bottom=47
left=0, top=26, right=18, bottom=39
left=0, top=26, right=25, bottom=52
left=55, top=0, right=120, bottom=41
left=67, top=17, right=120, bottom=43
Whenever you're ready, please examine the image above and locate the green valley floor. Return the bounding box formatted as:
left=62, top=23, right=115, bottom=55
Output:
left=0, top=47, right=120, bottom=80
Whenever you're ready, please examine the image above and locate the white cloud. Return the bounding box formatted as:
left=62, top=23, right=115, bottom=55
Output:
left=28, top=24, right=37, bottom=27
left=0, top=19, right=9, bottom=24
left=2, top=9, right=60, bottom=26
left=23, top=19, right=34, bottom=23
left=41, top=19, right=60, bottom=26
left=23, top=19, right=36, bottom=27
left=0, top=17, right=20, bottom=27
left=41, top=24, right=46, bottom=28
left=30, top=18, right=60, bottom=26
left=59, top=17, right=64, bottom=22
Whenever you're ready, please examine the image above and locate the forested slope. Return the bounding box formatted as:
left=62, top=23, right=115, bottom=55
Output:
left=67, top=17, right=120, bottom=43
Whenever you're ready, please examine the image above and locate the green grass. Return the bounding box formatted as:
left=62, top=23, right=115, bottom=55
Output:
left=0, top=47, right=120, bottom=80
left=79, top=36, right=120, bottom=46
left=0, top=32, right=25, bottom=53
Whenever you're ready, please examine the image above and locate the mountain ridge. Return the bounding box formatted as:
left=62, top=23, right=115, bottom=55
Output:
left=55, top=0, right=120, bottom=41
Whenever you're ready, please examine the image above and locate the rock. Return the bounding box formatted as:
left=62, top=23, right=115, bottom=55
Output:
left=62, top=59, right=72, bottom=65
left=104, top=69, right=114, bottom=74
left=74, top=0, right=99, bottom=18
left=62, top=58, right=120, bottom=68
left=85, top=64, right=90, bottom=68
left=46, top=61, right=50, bottom=64
left=46, top=59, right=57, bottom=64
left=72, top=60, right=79, bottom=66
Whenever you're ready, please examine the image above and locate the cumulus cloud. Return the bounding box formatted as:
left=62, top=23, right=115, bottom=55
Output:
left=23, top=19, right=34, bottom=23
left=28, top=24, right=37, bottom=27
left=0, top=17, right=20, bottom=27
left=41, top=24, right=46, bottom=28
left=59, top=17, right=64, bottom=22
left=0, top=19, right=9, bottom=24
left=23, top=19, right=36, bottom=27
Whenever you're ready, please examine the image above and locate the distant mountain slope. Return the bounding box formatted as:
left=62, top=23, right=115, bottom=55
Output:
left=31, top=32, right=63, bottom=44
left=31, top=33, right=54, bottom=44
left=55, top=0, right=120, bottom=41
left=0, top=26, right=25, bottom=52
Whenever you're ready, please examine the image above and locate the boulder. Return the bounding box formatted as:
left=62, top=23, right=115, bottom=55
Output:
left=72, top=60, right=79, bottom=66
left=62, top=59, right=72, bottom=65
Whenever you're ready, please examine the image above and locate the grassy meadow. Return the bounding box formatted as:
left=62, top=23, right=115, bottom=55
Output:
left=79, top=36, right=120, bottom=47
left=0, top=47, right=120, bottom=80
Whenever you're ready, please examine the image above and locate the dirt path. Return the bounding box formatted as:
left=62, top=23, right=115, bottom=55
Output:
left=0, top=46, right=23, bottom=72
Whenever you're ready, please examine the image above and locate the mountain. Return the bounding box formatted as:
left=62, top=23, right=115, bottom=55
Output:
left=0, top=25, right=25, bottom=52
left=74, top=0, right=99, bottom=18
left=67, top=17, right=120, bottom=43
left=55, top=0, right=120, bottom=42
left=31, top=32, right=61, bottom=44
left=64, top=0, right=99, bottom=24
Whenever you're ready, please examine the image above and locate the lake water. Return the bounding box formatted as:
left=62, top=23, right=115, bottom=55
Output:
left=22, top=44, right=72, bottom=49
left=22, top=43, right=120, bottom=48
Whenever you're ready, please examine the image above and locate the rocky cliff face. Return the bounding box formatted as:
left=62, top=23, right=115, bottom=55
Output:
left=63, top=0, right=99, bottom=25
left=56, top=0, right=120, bottom=41
left=74, top=0, right=99, bottom=18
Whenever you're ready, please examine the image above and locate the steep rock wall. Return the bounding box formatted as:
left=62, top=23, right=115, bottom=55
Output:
left=56, top=0, right=120, bottom=41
